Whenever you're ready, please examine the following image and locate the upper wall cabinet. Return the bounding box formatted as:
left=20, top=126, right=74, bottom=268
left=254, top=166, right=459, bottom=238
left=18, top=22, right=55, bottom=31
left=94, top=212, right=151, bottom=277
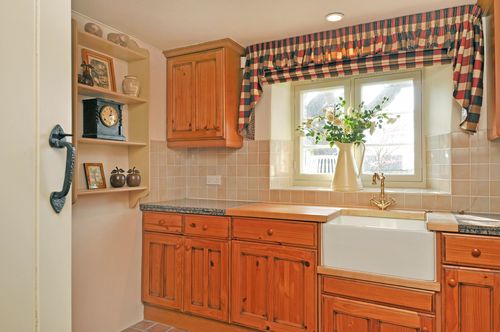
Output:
left=164, top=39, right=245, bottom=148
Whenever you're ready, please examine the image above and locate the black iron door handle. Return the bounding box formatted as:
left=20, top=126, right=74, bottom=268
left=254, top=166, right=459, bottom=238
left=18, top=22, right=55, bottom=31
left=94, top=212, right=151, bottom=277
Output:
left=49, top=125, right=75, bottom=213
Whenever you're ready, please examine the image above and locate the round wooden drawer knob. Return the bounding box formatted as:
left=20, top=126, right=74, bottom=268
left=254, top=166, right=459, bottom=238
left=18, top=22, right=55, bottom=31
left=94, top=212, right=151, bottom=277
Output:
left=158, top=219, right=165, bottom=225
left=202, top=224, right=208, bottom=231
left=175, top=244, right=181, bottom=249
left=267, top=229, right=274, bottom=236
left=190, top=223, right=196, bottom=228
left=471, top=248, right=482, bottom=257
left=422, top=328, right=429, bottom=332
left=448, top=278, right=457, bottom=288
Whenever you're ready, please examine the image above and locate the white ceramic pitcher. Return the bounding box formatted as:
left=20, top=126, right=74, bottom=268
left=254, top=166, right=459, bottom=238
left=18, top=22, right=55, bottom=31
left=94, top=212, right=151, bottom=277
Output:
left=331, top=142, right=365, bottom=191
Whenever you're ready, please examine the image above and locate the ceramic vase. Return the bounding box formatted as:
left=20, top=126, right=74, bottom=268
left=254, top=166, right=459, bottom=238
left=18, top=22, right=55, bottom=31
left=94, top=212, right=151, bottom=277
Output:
left=331, top=142, right=365, bottom=191
left=122, top=75, right=140, bottom=97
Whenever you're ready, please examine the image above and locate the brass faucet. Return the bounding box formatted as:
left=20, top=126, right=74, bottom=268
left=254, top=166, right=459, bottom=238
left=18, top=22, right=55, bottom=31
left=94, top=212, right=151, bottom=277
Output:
left=370, top=172, right=395, bottom=210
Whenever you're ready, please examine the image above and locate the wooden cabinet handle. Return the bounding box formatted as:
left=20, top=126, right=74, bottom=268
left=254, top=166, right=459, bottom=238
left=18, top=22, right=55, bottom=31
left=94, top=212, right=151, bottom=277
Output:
left=471, top=248, right=481, bottom=257
left=190, top=223, right=196, bottom=228
left=303, top=261, right=310, bottom=267
left=422, top=328, right=429, bottom=332
left=185, top=246, right=191, bottom=251
left=158, top=219, right=165, bottom=225
left=175, top=244, right=181, bottom=249
left=202, top=224, right=208, bottom=231
left=267, top=229, right=274, bottom=236
left=448, top=278, right=457, bottom=288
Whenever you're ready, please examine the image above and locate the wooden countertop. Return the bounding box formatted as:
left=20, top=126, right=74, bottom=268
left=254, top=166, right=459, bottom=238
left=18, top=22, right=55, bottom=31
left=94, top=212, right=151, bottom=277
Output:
left=426, top=213, right=458, bottom=232
left=226, top=203, right=341, bottom=222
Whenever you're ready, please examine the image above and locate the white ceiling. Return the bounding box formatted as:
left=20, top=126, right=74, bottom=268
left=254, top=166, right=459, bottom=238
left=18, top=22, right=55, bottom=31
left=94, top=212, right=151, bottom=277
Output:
left=72, top=0, right=475, bottom=50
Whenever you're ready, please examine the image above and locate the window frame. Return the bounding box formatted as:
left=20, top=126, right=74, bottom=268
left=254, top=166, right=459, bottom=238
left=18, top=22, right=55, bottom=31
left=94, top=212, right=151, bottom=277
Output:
left=292, top=69, right=425, bottom=188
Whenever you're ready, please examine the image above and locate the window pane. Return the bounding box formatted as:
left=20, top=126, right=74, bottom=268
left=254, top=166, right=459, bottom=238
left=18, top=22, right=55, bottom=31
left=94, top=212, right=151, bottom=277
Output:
left=299, top=86, right=344, bottom=174
left=360, top=79, right=415, bottom=176
left=301, top=145, right=338, bottom=174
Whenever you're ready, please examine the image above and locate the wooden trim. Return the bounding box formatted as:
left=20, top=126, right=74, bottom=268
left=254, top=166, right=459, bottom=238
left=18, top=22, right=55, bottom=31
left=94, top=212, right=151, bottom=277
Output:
left=145, top=305, right=257, bottom=332
left=317, top=266, right=441, bottom=292
left=164, top=38, right=245, bottom=58
left=322, top=275, right=435, bottom=313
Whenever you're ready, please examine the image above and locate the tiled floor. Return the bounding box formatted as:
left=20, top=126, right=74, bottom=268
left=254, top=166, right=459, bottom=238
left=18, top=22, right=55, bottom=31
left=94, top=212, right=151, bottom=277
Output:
left=123, top=320, right=190, bottom=332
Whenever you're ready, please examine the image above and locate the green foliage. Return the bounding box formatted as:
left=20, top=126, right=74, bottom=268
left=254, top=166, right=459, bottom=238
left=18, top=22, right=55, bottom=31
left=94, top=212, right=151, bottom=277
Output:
left=297, top=97, right=398, bottom=146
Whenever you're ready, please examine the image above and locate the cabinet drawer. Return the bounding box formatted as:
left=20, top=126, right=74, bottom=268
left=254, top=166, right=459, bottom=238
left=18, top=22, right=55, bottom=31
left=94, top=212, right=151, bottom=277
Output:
left=322, top=276, right=435, bottom=313
left=184, top=215, right=230, bottom=238
left=143, top=212, right=182, bottom=234
left=444, top=233, right=500, bottom=269
left=232, top=217, right=317, bottom=247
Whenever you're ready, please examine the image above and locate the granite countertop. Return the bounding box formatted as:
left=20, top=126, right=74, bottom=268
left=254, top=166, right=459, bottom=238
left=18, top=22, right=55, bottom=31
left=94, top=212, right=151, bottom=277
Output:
left=140, top=199, right=250, bottom=216
left=140, top=199, right=500, bottom=236
left=455, top=213, right=500, bottom=236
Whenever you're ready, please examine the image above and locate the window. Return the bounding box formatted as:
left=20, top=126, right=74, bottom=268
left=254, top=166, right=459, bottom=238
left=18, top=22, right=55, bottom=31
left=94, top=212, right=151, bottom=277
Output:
left=293, top=70, right=423, bottom=187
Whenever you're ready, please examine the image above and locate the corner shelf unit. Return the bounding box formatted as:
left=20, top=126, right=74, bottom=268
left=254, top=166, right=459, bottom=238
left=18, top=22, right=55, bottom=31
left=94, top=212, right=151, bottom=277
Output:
left=71, top=20, right=150, bottom=207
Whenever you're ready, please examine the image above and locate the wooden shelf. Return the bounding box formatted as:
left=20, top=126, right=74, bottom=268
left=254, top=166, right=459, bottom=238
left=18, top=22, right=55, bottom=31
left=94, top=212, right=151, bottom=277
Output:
left=78, top=30, right=147, bottom=61
left=77, top=138, right=147, bottom=147
left=78, top=84, right=148, bottom=104
left=77, top=186, right=148, bottom=196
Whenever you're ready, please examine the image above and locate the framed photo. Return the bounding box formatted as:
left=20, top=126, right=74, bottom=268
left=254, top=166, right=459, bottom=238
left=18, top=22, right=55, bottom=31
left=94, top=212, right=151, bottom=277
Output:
left=83, top=163, right=107, bottom=190
left=82, top=49, right=116, bottom=91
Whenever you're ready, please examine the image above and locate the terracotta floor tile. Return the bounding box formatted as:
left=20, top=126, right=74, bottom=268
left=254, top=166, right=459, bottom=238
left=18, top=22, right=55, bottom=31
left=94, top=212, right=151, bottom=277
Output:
left=146, top=324, right=174, bottom=332
left=130, top=320, right=156, bottom=330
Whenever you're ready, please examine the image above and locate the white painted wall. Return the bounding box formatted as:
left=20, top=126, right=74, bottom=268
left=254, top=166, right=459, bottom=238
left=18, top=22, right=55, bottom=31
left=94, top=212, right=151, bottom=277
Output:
left=71, top=12, right=167, bottom=332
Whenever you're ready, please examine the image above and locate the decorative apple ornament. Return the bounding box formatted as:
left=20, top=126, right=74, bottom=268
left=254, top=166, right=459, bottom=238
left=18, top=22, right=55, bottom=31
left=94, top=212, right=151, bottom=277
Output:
left=110, top=167, right=126, bottom=188
left=126, top=167, right=141, bottom=187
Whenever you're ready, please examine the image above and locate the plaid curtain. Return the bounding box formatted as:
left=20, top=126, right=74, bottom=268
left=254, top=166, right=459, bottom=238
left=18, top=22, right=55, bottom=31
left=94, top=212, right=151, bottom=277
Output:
left=238, top=4, right=484, bottom=139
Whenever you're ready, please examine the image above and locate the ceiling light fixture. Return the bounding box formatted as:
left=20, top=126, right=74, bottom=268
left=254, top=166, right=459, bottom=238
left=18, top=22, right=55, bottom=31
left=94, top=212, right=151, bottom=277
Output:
left=325, top=12, right=344, bottom=22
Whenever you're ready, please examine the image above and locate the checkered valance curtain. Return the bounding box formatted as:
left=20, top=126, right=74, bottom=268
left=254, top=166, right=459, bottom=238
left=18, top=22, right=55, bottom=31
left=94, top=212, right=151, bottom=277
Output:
left=238, top=4, right=484, bottom=139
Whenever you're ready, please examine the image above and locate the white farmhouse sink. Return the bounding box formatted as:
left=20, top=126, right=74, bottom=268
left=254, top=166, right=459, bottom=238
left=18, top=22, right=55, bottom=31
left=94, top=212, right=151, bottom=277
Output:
left=322, top=215, right=435, bottom=281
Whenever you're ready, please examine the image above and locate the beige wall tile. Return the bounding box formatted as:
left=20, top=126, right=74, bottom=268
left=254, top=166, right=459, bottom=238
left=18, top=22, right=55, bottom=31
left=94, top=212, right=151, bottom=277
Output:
left=404, top=194, right=422, bottom=209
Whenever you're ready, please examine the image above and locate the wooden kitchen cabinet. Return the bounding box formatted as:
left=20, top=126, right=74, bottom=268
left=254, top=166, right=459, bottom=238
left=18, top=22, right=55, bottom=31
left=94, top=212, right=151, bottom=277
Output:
left=231, top=241, right=317, bottom=332
left=442, top=267, right=500, bottom=331
left=164, top=39, right=244, bottom=148
left=184, top=237, right=229, bottom=321
left=142, top=232, right=184, bottom=310
left=322, top=295, right=434, bottom=332
left=442, top=233, right=500, bottom=331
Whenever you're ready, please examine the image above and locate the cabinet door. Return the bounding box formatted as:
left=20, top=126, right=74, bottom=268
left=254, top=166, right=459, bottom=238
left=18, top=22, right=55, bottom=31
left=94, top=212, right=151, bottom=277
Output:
left=323, top=295, right=434, bottom=332
left=142, top=232, right=183, bottom=310
left=193, top=49, right=224, bottom=139
left=184, top=237, right=229, bottom=321
left=167, top=49, right=224, bottom=142
left=167, top=57, right=195, bottom=140
left=443, top=267, right=500, bottom=332
left=231, top=241, right=317, bottom=332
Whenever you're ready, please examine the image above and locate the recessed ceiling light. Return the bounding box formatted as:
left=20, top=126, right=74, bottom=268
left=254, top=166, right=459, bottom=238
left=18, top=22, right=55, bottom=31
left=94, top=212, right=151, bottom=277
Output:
left=325, top=12, right=344, bottom=22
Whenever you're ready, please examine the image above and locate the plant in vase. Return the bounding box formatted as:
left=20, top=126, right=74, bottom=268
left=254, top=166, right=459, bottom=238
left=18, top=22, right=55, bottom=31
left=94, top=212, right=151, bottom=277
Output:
left=297, top=97, right=397, bottom=191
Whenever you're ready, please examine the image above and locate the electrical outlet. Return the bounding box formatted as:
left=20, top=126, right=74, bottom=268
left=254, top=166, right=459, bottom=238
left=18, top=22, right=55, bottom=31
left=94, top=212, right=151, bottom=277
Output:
left=206, top=175, right=221, bottom=185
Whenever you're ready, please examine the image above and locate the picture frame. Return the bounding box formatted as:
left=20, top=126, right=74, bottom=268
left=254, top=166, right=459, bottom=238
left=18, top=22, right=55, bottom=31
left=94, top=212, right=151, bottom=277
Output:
left=83, top=163, right=107, bottom=190
left=81, top=49, right=116, bottom=91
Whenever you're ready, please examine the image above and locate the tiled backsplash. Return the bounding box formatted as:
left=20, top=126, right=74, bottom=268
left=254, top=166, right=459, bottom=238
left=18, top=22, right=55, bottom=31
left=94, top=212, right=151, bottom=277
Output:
left=149, top=129, right=500, bottom=213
